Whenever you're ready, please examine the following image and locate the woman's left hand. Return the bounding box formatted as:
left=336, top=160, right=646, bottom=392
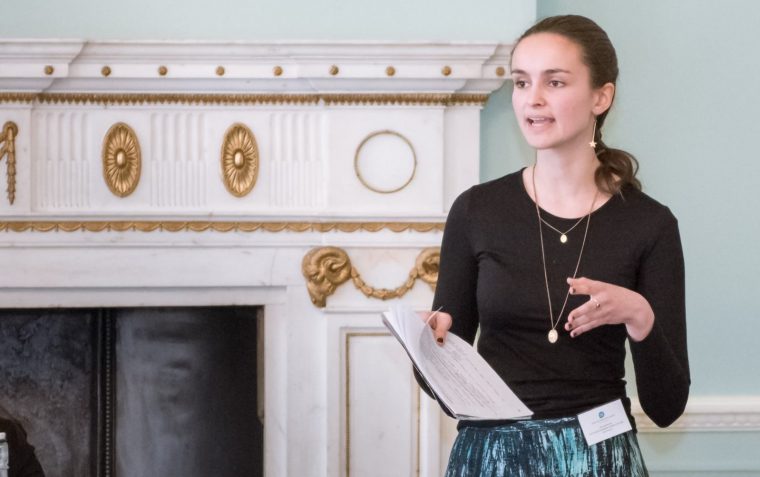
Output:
left=565, top=277, right=654, bottom=342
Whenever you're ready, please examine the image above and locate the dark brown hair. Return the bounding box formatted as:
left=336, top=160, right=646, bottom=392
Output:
left=513, top=15, right=641, bottom=194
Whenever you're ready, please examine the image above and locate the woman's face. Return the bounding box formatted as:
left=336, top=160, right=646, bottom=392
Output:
left=510, top=32, right=612, bottom=153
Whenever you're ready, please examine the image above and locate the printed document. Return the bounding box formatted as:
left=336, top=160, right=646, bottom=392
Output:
left=382, top=304, right=532, bottom=421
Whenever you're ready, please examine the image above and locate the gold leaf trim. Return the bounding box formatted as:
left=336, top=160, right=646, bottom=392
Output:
left=0, top=93, right=37, bottom=103
left=302, top=246, right=440, bottom=308
left=0, top=121, right=18, bottom=204
left=221, top=123, right=259, bottom=197
left=35, top=93, right=321, bottom=106
left=0, top=92, right=488, bottom=107
left=102, top=122, right=141, bottom=197
left=0, top=221, right=444, bottom=233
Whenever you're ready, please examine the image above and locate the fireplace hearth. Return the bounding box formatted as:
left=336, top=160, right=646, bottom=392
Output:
left=0, top=306, right=263, bottom=477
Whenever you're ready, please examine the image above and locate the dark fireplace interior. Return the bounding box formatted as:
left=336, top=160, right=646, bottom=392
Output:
left=0, top=306, right=263, bottom=477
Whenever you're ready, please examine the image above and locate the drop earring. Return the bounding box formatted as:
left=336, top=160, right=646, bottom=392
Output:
left=589, top=119, right=597, bottom=149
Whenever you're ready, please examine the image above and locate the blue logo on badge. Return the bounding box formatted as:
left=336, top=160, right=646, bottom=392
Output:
left=598, top=411, right=605, bottom=419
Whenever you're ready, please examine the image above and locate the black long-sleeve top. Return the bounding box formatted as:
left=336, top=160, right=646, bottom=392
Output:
left=428, top=170, right=690, bottom=429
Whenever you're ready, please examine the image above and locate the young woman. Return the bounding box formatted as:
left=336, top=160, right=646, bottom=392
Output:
left=421, top=15, right=689, bottom=476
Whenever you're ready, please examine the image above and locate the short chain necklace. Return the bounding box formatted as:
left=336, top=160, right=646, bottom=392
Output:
left=532, top=164, right=598, bottom=344
left=540, top=216, right=585, bottom=244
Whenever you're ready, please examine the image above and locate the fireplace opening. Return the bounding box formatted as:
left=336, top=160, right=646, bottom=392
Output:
left=0, top=306, right=263, bottom=477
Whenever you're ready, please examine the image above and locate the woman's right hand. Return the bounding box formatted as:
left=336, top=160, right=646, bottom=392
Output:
left=416, top=309, right=453, bottom=345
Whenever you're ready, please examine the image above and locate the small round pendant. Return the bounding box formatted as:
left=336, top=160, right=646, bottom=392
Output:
left=548, top=329, right=558, bottom=343
left=560, top=234, right=568, bottom=244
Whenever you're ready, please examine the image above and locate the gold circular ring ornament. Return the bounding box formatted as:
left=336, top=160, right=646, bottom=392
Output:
left=273, top=66, right=283, bottom=76
left=216, top=66, right=225, bottom=76
left=442, top=65, right=452, bottom=76
left=101, top=66, right=111, bottom=77
left=354, top=130, right=417, bottom=194
left=102, top=123, right=141, bottom=197
left=158, top=65, right=168, bottom=76
left=221, top=123, right=259, bottom=197
left=44, top=65, right=54, bottom=75
left=386, top=66, right=396, bottom=77
left=496, top=66, right=506, bottom=77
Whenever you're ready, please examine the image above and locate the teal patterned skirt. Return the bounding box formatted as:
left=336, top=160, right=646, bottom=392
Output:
left=446, top=416, right=648, bottom=477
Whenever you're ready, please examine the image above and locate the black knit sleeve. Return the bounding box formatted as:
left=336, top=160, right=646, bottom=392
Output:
left=432, top=189, right=480, bottom=343
left=415, top=189, right=480, bottom=400
left=630, top=211, right=690, bottom=428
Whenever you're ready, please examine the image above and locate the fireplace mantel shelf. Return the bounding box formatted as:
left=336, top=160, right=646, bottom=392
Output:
left=0, top=40, right=511, bottom=94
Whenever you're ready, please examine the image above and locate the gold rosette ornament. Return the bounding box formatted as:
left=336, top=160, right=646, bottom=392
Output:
left=221, top=123, right=259, bottom=197
left=102, top=123, right=141, bottom=197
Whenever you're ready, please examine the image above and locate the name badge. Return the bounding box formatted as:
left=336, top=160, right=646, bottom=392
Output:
left=577, top=399, right=632, bottom=446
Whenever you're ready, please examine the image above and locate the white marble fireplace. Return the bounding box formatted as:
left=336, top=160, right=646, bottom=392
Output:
left=0, top=40, right=510, bottom=477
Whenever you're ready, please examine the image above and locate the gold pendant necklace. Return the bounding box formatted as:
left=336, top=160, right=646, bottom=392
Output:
left=532, top=164, right=597, bottom=344
left=540, top=216, right=586, bottom=244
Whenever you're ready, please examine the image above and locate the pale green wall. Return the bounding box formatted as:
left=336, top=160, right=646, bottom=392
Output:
left=0, top=0, right=535, bottom=41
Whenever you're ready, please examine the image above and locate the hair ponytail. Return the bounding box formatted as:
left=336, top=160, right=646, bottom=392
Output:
left=593, top=111, right=641, bottom=194
left=514, top=15, right=642, bottom=194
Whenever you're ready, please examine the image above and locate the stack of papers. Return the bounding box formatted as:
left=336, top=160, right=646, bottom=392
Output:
left=382, top=304, right=532, bottom=421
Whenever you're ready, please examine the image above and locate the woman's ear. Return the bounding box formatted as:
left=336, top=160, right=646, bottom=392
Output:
left=592, top=82, right=615, bottom=115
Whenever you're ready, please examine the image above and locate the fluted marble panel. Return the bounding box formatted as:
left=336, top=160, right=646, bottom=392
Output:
left=270, top=112, right=325, bottom=209
left=150, top=112, right=207, bottom=208
left=32, top=111, right=90, bottom=209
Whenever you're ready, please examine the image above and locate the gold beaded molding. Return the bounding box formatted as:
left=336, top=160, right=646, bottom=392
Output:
left=302, top=246, right=440, bottom=308
left=0, top=121, right=18, bottom=205
left=0, top=92, right=489, bottom=107
left=0, top=221, right=444, bottom=233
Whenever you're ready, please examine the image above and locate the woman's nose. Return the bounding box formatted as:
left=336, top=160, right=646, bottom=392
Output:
left=528, top=85, right=545, bottom=106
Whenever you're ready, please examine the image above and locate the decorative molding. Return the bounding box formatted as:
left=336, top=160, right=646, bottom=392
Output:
left=32, top=93, right=321, bottom=106
left=0, top=221, right=444, bottom=233
left=0, top=40, right=511, bottom=94
left=344, top=331, right=421, bottom=477
left=0, top=92, right=489, bottom=107
left=302, top=246, right=440, bottom=308
left=0, top=93, right=37, bottom=103
left=221, top=123, right=259, bottom=197
left=320, top=93, right=489, bottom=106
left=633, top=396, right=760, bottom=433
left=0, top=121, right=17, bottom=204
left=102, top=123, right=141, bottom=197
left=302, top=247, right=352, bottom=308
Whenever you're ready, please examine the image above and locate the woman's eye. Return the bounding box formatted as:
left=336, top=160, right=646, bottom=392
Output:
left=514, top=80, right=527, bottom=88
left=548, top=80, right=564, bottom=87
